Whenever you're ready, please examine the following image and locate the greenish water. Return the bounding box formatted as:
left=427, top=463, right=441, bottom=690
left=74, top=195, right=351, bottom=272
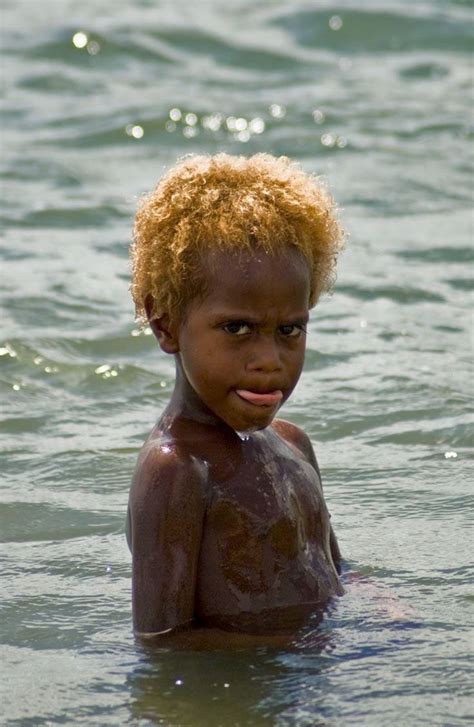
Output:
left=1, top=1, right=473, bottom=724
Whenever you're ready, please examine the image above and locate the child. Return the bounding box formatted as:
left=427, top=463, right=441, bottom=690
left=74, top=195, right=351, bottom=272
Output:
left=128, top=153, right=345, bottom=643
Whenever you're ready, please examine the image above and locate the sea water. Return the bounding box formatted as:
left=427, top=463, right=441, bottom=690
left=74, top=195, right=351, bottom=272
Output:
left=1, top=1, right=472, bottom=724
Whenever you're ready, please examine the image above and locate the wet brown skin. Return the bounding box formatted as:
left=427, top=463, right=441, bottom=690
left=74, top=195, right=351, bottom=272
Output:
left=128, top=248, right=344, bottom=647
left=128, top=414, right=343, bottom=645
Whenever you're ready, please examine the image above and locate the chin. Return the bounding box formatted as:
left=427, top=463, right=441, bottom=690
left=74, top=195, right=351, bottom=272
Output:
left=228, top=414, right=276, bottom=434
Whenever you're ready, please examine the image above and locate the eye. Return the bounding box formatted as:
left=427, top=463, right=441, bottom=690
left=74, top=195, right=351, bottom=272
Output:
left=223, top=321, right=252, bottom=336
left=279, top=324, right=306, bottom=338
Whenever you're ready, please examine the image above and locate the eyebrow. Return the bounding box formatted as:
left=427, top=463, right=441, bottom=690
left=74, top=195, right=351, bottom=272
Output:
left=212, top=311, right=310, bottom=324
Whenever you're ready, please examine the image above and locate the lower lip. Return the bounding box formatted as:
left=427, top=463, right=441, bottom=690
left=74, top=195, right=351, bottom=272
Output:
left=235, top=389, right=283, bottom=407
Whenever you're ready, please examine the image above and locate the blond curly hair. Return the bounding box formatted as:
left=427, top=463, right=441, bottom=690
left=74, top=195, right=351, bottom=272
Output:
left=131, top=153, right=344, bottom=324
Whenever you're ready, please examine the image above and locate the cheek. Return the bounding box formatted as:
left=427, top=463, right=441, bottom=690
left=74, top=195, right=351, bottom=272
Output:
left=287, top=346, right=306, bottom=381
left=285, top=338, right=306, bottom=362
left=180, top=342, right=224, bottom=386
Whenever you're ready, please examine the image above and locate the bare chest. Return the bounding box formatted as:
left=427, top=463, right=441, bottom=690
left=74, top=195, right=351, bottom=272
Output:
left=195, top=435, right=338, bottom=621
left=206, top=445, right=327, bottom=550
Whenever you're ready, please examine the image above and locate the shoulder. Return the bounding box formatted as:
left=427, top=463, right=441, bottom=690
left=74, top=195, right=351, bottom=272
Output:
left=130, top=438, right=209, bottom=503
left=128, top=438, right=208, bottom=551
left=271, top=418, right=317, bottom=466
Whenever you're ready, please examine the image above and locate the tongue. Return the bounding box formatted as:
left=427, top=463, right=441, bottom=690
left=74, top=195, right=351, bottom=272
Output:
left=236, top=389, right=283, bottom=406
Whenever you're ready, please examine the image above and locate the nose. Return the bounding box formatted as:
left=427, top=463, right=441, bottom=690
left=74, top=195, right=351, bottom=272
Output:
left=246, top=334, right=283, bottom=373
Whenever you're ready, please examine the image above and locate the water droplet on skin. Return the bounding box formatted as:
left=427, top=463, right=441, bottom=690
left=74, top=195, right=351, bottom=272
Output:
left=235, top=428, right=257, bottom=441
left=236, top=432, right=250, bottom=441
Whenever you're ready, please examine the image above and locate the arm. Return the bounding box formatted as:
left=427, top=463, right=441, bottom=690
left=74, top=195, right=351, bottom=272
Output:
left=272, top=419, right=342, bottom=574
left=128, top=443, right=207, bottom=636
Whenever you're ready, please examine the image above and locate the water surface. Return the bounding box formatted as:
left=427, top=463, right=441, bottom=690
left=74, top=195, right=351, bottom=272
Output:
left=1, top=1, right=473, bottom=724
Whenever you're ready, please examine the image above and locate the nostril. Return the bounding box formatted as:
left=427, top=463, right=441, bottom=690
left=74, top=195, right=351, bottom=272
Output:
left=247, top=343, right=283, bottom=372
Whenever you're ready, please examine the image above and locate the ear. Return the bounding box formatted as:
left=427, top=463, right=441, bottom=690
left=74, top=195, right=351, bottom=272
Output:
left=144, top=296, right=180, bottom=354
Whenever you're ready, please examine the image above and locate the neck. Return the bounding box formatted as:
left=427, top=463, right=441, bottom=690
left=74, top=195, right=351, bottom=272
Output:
left=162, top=357, right=226, bottom=430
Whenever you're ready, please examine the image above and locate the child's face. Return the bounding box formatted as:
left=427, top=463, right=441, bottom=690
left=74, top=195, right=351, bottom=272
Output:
left=173, top=247, right=310, bottom=433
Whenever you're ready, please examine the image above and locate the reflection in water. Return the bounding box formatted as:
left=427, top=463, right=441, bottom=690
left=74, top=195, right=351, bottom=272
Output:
left=126, top=577, right=430, bottom=725
left=127, top=615, right=335, bottom=725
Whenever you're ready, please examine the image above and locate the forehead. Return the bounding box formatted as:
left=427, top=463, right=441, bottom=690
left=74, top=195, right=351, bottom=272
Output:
left=197, top=247, right=311, bottom=314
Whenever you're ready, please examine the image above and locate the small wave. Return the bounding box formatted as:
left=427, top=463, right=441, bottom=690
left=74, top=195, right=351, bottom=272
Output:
left=398, top=62, right=449, bottom=80
left=12, top=29, right=175, bottom=66
left=271, top=7, right=473, bottom=54
left=5, top=204, right=127, bottom=229
left=444, top=277, right=474, bottom=292
left=395, top=247, right=474, bottom=264
left=369, top=420, right=474, bottom=449
left=0, top=501, right=117, bottom=544
left=337, top=284, right=445, bottom=304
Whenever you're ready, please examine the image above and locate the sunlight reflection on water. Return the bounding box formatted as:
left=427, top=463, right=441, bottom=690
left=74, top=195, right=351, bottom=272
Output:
left=1, top=0, right=473, bottom=724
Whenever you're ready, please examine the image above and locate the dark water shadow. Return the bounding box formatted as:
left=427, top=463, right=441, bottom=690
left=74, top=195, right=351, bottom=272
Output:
left=125, top=614, right=337, bottom=726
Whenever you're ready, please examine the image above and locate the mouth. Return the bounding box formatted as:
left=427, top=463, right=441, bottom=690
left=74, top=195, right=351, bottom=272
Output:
left=235, top=389, right=283, bottom=407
